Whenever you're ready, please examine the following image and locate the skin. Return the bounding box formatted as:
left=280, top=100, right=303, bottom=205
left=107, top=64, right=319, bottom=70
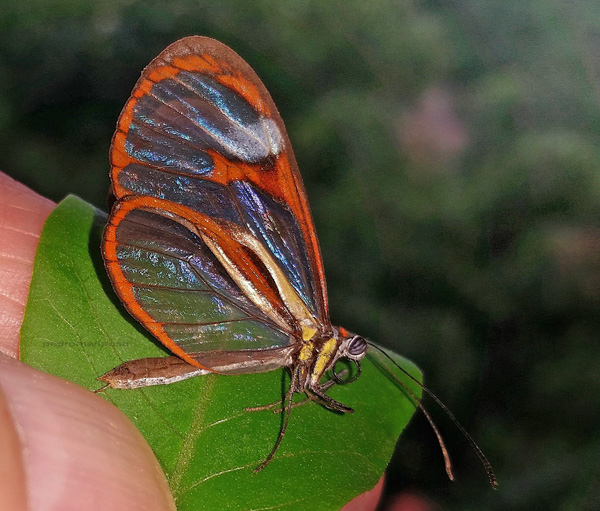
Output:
left=0, top=171, right=382, bottom=511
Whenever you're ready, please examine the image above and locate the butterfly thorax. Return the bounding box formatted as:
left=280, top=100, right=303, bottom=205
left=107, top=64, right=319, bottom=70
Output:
left=292, top=325, right=368, bottom=396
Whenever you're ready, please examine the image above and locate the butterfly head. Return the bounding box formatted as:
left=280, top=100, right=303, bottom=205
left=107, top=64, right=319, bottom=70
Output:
left=335, top=331, right=368, bottom=362
left=327, top=328, right=368, bottom=386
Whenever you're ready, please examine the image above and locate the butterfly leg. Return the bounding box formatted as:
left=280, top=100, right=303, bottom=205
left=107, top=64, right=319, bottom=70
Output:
left=245, top=397, right=308, bottom=414
left=306, top=386, right=354, bottom=414
left=244, top=366, right=302, bottom=412
left=247, top=370, right=350, bottom=414
left=253, top=365, right=301, bottom=473
left=244, top=401, right=284, bottom=412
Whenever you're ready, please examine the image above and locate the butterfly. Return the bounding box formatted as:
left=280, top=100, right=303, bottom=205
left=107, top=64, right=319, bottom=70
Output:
left=99, top=36, right=497, bottom=485
left=99, top=36, right=370, bottom=470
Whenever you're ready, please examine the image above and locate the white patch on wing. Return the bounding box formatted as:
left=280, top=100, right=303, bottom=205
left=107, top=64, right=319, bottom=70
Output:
left=260, top=117, right=283, bottom=156
left=214, top=116, right=282, bottom=162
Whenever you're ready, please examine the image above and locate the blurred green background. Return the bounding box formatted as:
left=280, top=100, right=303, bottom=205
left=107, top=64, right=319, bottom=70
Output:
left=2, top=1, right=599, bottom=509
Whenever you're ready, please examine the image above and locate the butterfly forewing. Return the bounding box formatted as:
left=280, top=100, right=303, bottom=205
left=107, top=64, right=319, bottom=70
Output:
left=103, top=36, right=328, bottom=366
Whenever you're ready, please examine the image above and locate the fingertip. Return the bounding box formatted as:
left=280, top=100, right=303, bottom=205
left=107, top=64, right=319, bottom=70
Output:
left=341, top=475, right=385, bottom=511
left=0, top=371, right=28, bottom=511
left=0, top=171, right=55, bottom=358
left=0, top=354, right=175, bottom=511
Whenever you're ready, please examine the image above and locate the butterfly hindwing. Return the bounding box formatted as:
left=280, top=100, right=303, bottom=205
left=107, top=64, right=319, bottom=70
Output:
left=103, top=200, right=295, bottom=367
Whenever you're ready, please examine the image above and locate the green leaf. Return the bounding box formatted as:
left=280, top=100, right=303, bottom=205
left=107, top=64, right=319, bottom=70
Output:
left=20, top=195, right=422, bottom=511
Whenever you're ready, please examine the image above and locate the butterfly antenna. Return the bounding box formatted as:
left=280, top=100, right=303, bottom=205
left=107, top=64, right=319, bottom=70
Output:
left=367, top=342, right=498, bottom=489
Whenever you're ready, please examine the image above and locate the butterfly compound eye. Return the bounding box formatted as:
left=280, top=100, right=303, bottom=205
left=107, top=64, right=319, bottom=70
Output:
left=348, top=336, right=367, bottom=357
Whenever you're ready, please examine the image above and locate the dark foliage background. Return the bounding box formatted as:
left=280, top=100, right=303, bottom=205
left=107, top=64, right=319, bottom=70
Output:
left=2, top=1, right=599, bottom=509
